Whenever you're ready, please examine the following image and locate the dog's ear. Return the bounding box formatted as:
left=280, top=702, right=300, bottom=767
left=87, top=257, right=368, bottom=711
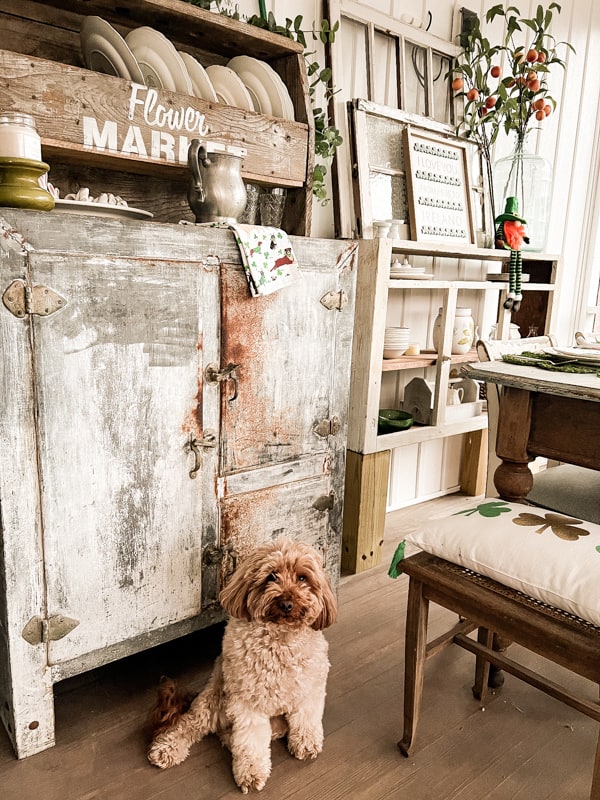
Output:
left=312, top=575, right=338, bottom=630
left=219, top=562, right=252, bottom=620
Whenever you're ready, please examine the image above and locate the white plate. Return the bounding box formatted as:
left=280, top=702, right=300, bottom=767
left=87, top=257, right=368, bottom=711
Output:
left=52, top=199, right=153, bottom=220
left=205, top=65, right=255, bottom=111
left=228, top=67, right=273, bottom=115
left=80, top=16, right=145, bottom=83
left=545, top=347, right=600, bottom=365
left=125, top=27, right=193, bottom=94
left=227, top=56, right=294, bottom=120
left=178, top=52, right=218, bottom=102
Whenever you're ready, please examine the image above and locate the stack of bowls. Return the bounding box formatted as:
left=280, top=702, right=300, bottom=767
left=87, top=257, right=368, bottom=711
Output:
left=383, top=326, right=410, bottom=358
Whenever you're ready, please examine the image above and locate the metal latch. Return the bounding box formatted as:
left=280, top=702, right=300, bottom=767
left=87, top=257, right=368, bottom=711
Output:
left=186, top=431, right=217, bottom=478
left=204, top=362, right=240, bottom=401
left=320, top=290, right=348, bottom=311
left=313, top=417, right=341, bottom=438
left=3, top=279, right=67, bottom=318
left=22, top=614, right=80, bottom=645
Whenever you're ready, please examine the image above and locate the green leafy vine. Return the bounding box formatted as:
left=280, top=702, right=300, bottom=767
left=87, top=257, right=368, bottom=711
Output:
left=182, top=1, right=342, bottom=204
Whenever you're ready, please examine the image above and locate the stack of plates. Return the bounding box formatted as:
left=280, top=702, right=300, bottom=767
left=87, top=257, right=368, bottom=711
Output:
left=384, top=327, right=411, bottom=358
left=228, top=56, right=295, bottom=120
left=79, top=17, right=295, bottom=119
left=390, top=260, right=432, bottom=280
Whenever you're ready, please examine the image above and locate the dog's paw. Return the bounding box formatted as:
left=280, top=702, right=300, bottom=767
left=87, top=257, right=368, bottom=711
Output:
left=233, top=760, right=270, bottom=793
left=147, top=732, right=190, bottom=769
left=237, top=774, right=268, bottom=794
left=287, top=732, right=323, bottom=761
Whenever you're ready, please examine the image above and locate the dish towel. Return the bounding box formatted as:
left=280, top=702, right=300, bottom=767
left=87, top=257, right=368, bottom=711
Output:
left=229, top=223, right=302, bottom=297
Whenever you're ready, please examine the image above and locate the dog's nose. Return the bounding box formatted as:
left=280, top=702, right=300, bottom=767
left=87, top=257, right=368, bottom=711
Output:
left=279, top=599, right=294, bottom=614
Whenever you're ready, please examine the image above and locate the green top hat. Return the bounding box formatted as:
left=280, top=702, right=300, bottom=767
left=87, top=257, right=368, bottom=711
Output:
left=495, top=196, right=526, bottom=224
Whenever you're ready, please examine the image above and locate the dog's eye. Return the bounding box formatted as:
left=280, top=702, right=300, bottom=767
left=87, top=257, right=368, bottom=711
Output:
left=266, top=572, right=278, bottom=583
left=297, top=575, right=307, bottom=582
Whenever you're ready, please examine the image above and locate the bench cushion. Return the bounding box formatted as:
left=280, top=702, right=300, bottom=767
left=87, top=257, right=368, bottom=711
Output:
left=397, top=499, right=600, bottom=626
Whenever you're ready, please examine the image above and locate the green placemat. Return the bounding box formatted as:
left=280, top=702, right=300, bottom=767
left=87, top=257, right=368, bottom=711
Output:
left=502, top=351, right=600, bottom=374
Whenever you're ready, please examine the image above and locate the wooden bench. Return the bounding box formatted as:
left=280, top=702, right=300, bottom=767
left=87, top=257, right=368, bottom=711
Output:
left=398, top=551, right=600, bottom=798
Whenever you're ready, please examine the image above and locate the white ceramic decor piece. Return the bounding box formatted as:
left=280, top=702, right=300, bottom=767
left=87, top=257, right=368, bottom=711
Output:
left=432, top=307, right=475, bottom=355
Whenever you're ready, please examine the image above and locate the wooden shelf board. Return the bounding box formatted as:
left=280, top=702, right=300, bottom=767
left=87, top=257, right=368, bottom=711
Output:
left=389, top=239, right=559, bottom=262
left=375, top=412, right=488, bottom=450
left=388, top=280, right=555, bottom=291
left=381, top=349, right=478, bottom=372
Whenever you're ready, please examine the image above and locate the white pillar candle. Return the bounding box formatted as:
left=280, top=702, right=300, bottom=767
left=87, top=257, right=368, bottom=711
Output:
left=0, top=112, right=42, bottom=160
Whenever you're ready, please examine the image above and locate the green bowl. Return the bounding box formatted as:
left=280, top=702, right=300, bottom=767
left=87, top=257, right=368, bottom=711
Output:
left=378, top=409, right=414, bottom=434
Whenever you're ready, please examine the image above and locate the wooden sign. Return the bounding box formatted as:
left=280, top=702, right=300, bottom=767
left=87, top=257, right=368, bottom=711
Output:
left=0, top=50, right=308, bottom=185
left=404, top=127, right=475, bottom=245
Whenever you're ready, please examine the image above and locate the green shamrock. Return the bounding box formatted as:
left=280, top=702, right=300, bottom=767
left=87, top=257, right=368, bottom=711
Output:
left=453, top=500, right=511, bottom=518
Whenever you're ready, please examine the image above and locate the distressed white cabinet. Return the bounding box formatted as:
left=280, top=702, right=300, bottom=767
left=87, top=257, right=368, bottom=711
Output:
left=0, top=209, right=357, bottom=758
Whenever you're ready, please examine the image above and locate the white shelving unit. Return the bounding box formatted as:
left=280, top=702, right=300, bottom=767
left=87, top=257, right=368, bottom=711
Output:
left=342, top=237, right=559, bottom=573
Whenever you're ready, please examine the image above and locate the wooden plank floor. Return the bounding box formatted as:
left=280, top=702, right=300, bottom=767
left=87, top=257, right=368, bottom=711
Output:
left=1, top=494, right=597, bottom=800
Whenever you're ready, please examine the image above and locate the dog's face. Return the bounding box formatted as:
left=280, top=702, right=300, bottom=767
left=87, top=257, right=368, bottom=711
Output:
left=219, top=538, right=337, bottom=631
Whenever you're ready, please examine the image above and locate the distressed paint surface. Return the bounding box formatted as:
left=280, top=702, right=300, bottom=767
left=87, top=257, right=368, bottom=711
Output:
left=26, top=252, right=206, bottom=665
left=0, top=210, right=356, bottom=758
left=219, top=261, right=342, bottom=473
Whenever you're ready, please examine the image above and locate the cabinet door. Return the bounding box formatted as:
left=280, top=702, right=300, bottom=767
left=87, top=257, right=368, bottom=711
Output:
left=216, top=244, right=356, bottom=579
left=218, top=261, right=344, bottom=473
left=27, top=252, right=216, bottom=669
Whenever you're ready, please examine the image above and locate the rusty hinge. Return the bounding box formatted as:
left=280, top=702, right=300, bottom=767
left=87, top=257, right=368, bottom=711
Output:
left=320, top=290, right=348, bottom=311
left=313, top=417, right=341, bottom=438
left=22, top=614, right=80, bottom=646
left=3, top=279, right=67, bottom=318
left=202, top=542, right=237, bottom=576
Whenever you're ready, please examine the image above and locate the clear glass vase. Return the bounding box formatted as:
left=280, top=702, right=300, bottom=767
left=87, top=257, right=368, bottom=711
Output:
left=493, top=138, right=553, bottom=252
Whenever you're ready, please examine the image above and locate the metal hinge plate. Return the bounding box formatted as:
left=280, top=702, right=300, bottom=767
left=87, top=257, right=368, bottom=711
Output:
left=3, top=279, right=67, bottom=318
left=313, top=416, right=341, bottom=438
left=22, top=614, right=80, bottom=645
left=312, top=492, right=335, bottom=512
left=320, top=290, right=348, bottom=311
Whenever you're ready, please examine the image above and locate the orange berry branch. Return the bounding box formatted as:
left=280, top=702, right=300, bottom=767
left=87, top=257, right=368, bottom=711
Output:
left=449, top=2, right=574, bottom=223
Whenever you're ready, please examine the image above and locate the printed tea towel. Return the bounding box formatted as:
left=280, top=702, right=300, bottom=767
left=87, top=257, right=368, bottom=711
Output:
left=230, top=223, right=302, bottom=297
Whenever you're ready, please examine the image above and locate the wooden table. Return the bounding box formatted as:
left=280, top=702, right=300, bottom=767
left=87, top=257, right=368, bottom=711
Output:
left=462, top=360, right=600, bottom=500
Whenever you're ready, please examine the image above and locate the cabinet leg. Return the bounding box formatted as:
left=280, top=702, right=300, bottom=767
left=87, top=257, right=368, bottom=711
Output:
left=0, top=636, right=54, bottom=758
left=342, top=449, right=390, bottom=574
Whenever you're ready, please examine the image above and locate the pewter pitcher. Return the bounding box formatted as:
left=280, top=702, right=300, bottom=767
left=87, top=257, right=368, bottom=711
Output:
left=187, top=139, right=247, bottom=224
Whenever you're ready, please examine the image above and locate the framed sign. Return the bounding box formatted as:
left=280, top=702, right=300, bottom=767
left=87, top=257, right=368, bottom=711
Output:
left=348, top=102, right=488, bottom=244
left=404, top=127, right=475, bottom=244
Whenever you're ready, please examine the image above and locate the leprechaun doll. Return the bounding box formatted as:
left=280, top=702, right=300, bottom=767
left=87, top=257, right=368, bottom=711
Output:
left=495, top=196, right=529, bottom=312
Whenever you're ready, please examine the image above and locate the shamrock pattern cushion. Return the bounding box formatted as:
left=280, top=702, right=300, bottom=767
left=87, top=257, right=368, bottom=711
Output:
left=391, top=499, right=600, bottom=626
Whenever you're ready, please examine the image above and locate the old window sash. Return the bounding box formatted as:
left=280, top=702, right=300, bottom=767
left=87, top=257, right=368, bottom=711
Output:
left=349, top=102, right=486, bottom=245
left=324, top=0, right=460, bottom=238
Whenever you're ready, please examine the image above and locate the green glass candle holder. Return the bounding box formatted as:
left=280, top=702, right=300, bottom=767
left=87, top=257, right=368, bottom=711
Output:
left=0, top=157, right=55, bottom=211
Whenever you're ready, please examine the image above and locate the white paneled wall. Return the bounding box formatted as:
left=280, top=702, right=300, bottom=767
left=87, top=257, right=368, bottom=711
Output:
left=221, top=1, right=600, bottom=506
